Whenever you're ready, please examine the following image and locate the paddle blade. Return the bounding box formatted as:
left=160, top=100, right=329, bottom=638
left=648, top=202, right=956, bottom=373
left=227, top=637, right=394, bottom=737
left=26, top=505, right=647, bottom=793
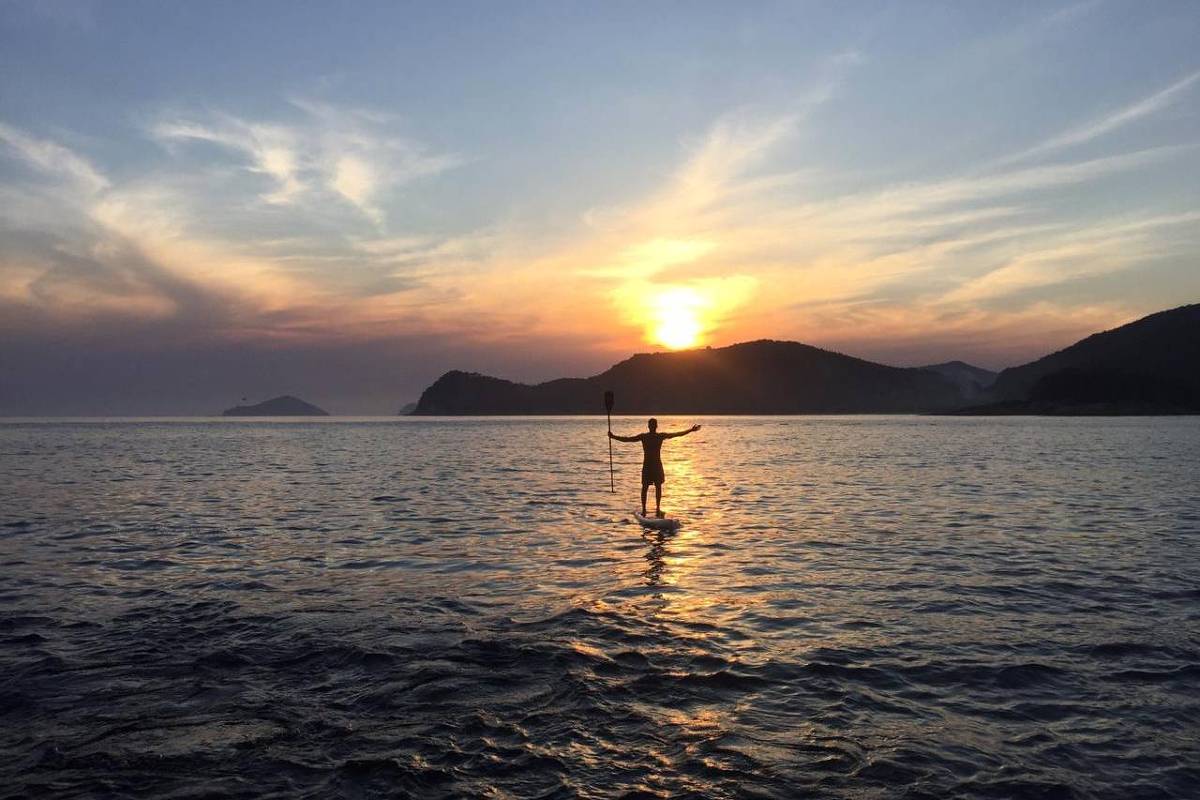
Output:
left=604, top=390, right=614, bottom=412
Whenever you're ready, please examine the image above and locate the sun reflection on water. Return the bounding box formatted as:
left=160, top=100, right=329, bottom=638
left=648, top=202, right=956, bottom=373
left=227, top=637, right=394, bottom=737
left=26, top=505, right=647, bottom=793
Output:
left=3, top=417, right=1197, bottom=797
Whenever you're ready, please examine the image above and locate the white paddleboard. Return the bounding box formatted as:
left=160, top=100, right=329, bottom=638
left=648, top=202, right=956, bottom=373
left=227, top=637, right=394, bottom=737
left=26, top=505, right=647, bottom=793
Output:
left=634, top=510, right=681, bottom=530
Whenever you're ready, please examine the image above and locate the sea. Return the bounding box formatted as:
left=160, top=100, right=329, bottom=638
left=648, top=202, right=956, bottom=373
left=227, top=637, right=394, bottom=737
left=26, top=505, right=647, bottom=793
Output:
left=1, top=416, right=1198, bottom=799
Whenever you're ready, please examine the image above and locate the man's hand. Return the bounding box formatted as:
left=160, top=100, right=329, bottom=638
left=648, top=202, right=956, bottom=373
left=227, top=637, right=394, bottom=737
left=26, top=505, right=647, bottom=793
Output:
left=668, top=424, right=702, bottom=438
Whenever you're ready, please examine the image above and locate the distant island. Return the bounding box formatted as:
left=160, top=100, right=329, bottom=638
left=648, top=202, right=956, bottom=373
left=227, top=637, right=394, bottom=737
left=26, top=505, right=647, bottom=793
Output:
left=398, top=402, right=418, bottom=415
left=222, top=395, right=330, bottom=416
left=411, top=303, right=1198, bottom=415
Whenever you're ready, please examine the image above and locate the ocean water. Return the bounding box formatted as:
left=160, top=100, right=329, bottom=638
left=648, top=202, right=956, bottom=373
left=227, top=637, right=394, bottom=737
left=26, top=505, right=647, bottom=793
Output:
left=1, top=416, right=1198, bottom=799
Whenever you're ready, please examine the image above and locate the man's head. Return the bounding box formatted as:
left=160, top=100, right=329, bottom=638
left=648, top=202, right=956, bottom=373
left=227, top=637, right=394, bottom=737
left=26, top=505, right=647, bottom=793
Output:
left=647, top=418, right=658, bottom=432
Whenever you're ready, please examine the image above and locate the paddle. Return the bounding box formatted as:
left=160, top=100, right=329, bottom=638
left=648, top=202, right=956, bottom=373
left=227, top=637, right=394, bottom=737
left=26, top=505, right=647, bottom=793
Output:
left=604, top=390, right=615, bottom=493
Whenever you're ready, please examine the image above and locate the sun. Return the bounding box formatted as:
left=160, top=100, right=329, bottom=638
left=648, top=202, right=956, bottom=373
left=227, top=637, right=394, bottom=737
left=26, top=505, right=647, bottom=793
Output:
left=654, top=307, right=702, bottom=349
left=650, top=288, right=706, bottom=349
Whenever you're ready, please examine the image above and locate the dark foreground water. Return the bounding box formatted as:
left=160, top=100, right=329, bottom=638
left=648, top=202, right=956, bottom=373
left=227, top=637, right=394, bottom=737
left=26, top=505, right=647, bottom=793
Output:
left=1, top=416, right=1198, bottom=799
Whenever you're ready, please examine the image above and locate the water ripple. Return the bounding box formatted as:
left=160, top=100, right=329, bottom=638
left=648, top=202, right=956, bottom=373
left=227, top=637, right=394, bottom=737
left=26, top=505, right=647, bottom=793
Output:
left=1, top=416, right=1198, bottom=798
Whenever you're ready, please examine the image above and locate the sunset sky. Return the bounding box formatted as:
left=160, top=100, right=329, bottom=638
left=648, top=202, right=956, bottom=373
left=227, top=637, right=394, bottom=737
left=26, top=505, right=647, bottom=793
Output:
left=2, top=1, right=1198, bottom=414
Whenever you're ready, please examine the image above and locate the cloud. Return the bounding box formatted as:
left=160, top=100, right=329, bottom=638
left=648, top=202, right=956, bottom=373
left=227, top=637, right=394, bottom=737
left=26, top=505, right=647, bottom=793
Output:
left=939, top=211, right=1200, bottom=305
left=995, top=70, right=1200, bottom=166
left=150, top=100, right=461, bottom=221
left=295, top=98, right=462, bottom=207
left=672, top=113, right=798, bottom=208
left=0, top=122, right=108, bottom=194
left=587, top=131, right=1189, bottom=329
left=13, top=232, right=222, bottom=325
left=2, top=20, right=1198, bottom=398
left=787, top=299, right=1132, bottom=370
left=330, top=155, right=377, bottom=219
left=851, top=146, right=1186, bottom=221
left=0, top=111, right=495, bottom=361
left=509, top=45, right=1195, bottom=358
left=0, top=121, right=328, bottom=346
left=151, top=116, right=305, bottom=203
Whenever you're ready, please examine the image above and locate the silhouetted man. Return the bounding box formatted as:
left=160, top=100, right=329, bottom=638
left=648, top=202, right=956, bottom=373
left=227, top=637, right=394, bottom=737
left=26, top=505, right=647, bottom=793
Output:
left=609, top=418, right=700, bottom=517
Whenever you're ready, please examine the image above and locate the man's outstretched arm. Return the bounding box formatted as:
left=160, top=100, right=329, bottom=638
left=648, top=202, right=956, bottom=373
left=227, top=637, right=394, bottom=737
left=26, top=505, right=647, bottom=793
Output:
left=609, top=432, right=640, bottom=443
left=664, top=424, right=701, bottom=439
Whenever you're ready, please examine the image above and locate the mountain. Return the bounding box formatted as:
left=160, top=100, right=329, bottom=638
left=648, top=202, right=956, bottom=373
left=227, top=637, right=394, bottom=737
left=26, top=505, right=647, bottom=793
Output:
left=397, top=402, right=418, bottom=415
left=410, top=304, right=1199, bottom=416
left=986, top=303, right=1200, bottom=413
left=413, top=340, right=965, bottom=414
left=918, top=361, right=997, bottom=404
left=222, top=395, right=330, bottom=416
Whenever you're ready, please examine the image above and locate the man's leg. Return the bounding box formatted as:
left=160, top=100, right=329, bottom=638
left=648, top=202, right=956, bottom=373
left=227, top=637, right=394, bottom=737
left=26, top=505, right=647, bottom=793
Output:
left=640, top=483, right=648, bottom=515
left=654, top=483, right=663, bottom=516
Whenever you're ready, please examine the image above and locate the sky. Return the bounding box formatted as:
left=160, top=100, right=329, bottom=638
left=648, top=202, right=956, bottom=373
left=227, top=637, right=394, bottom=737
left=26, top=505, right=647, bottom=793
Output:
left=1, top=0, right=1198, bottom=414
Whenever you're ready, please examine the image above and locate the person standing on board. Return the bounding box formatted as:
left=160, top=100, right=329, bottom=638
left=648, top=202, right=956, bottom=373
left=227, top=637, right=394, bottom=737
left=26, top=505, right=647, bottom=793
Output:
left=609, top=418, right=701, bottom=517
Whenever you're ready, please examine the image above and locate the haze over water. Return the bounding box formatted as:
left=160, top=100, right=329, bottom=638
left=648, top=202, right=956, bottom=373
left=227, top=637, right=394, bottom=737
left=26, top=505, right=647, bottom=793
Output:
left=2, top=416, right=1198, bottom=798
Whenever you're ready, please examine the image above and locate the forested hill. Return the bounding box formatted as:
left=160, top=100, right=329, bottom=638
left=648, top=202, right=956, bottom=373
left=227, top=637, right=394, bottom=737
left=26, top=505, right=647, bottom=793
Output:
left=413, top=340, right=965, bottom=414
left=989, top=303, right=1200, bottom=413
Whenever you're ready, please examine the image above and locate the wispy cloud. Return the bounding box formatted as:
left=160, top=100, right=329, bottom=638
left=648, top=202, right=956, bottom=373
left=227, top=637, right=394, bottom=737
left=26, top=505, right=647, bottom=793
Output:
left=0, top=121, right=321, bottom=337
left=787, top=300, right=1131, bottom=370
left=940, top=211, right=1200, bottom=305
left=0, top=113, right=487, bottom=351
left=152, top=116, right=304, bottom=203
left=150, top=99, right=461, bottom=222
left=0, top=122, right=108, bottom=194
left=2, top=20, right=1198, bottom=375
left=542, top=77, right=1197, bottom=358
left=995, top=70, right=1200, bottom=166
left=1042, top=1, right=1102, bottom=27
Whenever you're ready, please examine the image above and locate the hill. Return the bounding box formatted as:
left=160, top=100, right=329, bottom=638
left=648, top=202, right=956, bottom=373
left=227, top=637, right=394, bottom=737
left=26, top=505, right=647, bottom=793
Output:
left=222, top=395, right=330, bottom=416
left=986, top=303, right=1200, bottom=414
left=918, top=361, right=997, bottom=404
left=413, top=340, right=965, bottom=414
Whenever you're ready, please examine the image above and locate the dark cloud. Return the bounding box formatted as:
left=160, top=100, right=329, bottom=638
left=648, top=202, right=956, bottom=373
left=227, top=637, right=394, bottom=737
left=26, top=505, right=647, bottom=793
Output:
left=1, top=224, right=237, bottom=341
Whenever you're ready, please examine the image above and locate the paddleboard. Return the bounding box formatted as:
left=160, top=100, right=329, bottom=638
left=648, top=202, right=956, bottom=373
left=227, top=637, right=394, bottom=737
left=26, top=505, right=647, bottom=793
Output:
left=634, top=510, right=681, bottom=530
